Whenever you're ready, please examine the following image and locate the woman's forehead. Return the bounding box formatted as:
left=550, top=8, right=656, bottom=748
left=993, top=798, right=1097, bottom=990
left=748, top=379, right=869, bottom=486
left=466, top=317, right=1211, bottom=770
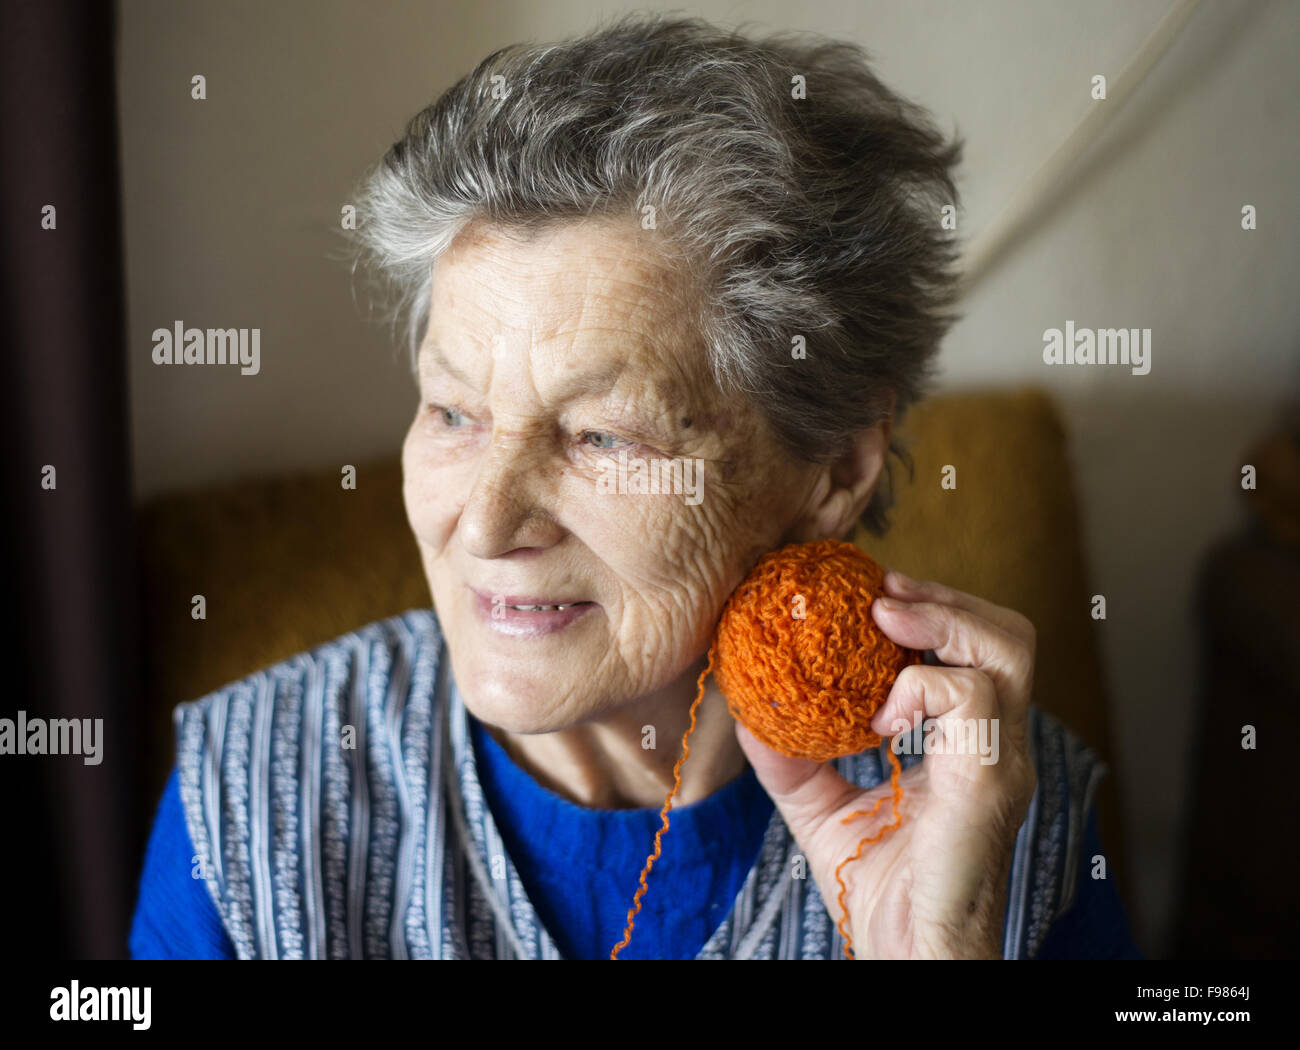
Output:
left=426, top=220, right=708, bottom=390
left=433, top=219, right=692, bottom=317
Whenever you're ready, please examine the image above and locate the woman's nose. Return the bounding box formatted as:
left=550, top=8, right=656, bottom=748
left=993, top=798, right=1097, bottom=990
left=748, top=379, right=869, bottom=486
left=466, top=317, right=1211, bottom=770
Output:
left=457, top=431, right=564, bottom=558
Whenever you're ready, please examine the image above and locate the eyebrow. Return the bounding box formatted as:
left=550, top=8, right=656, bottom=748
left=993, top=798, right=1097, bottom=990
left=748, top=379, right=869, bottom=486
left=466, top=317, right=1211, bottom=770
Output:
left=419, top=341, right=475, bottom=388
left=418, top=339, right=638, bottom=401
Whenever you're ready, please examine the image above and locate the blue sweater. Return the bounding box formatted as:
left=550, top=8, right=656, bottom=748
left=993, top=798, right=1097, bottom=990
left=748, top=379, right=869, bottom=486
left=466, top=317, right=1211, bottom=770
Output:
left=129, top=717, right=1142, bottom=960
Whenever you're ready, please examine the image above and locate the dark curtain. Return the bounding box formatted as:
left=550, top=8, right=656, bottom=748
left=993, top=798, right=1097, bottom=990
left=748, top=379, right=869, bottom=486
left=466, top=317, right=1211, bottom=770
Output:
left=0, top=0, right=139, bottom=958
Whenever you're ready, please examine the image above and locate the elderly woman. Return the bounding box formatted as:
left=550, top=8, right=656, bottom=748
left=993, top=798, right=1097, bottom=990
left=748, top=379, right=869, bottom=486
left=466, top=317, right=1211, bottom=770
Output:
left=130, top=15, right=1140, bottom=960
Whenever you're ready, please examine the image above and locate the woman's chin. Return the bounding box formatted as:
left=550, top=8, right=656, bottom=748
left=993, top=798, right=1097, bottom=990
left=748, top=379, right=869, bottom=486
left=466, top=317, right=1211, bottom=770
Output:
left=453, top=663, right=591, bottom=735
left=462, top=701, right=576, bottom=737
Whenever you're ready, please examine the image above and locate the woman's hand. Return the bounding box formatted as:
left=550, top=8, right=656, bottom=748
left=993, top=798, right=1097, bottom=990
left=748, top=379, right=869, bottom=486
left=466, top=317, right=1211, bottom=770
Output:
left=735, top=569, right=1038, bottom=959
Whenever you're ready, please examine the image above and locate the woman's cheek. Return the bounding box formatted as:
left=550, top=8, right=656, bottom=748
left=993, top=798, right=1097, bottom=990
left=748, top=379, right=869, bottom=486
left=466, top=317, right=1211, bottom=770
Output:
left=402, top=420, right=477, bottom=550
left=578, top=476, right=735, bottom=617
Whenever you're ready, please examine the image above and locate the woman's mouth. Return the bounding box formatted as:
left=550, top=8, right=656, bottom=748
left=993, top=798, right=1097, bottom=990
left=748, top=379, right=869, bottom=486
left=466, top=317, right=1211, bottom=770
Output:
left=469, top=588, right=598, bottom=637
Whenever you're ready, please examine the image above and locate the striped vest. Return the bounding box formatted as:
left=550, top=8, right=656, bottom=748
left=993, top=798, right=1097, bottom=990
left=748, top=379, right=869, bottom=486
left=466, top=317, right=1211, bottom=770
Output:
left=173, top=609, right=1105, bottom=959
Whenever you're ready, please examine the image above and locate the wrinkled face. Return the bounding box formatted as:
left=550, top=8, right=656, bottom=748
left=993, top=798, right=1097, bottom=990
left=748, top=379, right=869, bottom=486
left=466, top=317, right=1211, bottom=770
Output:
left=403, top=218, right=817, bottom=733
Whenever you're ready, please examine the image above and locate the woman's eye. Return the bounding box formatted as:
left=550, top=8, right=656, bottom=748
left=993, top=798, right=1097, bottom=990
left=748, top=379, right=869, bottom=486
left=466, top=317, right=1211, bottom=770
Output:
left=432, top=406, right=464, bottom=427
left=582, top=430, right=631, bottom=451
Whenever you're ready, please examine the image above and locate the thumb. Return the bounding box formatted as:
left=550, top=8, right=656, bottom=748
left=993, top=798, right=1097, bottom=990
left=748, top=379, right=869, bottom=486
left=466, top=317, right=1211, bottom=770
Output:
left=735, top=721, right=857, bottom=844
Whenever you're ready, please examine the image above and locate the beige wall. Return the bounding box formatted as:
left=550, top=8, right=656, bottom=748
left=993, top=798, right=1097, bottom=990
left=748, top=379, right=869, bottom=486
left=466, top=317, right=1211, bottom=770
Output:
left=118, top=0, right=1300, bottom=955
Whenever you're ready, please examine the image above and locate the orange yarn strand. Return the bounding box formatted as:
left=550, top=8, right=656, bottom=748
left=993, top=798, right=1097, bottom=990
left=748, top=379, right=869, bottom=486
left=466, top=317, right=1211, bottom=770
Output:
left=609, top=646, right=715, bottom=960
left=833, top=743, right=905, bottom=959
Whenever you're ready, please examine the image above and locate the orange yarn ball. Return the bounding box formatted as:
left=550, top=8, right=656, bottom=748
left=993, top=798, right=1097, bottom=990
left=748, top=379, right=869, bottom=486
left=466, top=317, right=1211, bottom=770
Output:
left=714, top=538, right=923, bottom=762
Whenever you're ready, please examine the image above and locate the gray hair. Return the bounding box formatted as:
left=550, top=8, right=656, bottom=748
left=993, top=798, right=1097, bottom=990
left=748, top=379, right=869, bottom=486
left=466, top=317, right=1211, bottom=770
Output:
left=353, top=13, right=963, bottom=535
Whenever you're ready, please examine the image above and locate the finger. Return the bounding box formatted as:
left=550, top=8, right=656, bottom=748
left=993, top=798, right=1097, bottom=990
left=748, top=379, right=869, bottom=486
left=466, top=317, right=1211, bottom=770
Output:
left=881, top=570, right=1036, bottom=652
left=734, top=722, right=865, bottom=844
left=869, top=663, right=998, bottom=737
left=869, top=653, right=1028, bottom=765
left=870, top=597, right=1033, bottom=721
left=868, top=664, right=1018, bottom=795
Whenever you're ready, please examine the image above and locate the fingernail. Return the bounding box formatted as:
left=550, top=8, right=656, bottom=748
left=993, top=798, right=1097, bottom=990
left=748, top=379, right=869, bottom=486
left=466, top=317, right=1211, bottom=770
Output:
left=875, top=596, right=908, bottom=611
left=887, top=570, right=917, bottom=588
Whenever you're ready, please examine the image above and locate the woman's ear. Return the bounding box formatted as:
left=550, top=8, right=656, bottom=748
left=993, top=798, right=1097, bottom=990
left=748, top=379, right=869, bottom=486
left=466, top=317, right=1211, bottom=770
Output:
left=781, top=395, right=895, bottom=544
